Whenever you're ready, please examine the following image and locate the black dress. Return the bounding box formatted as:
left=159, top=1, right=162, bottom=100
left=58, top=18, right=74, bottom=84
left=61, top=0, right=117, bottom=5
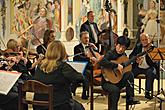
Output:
left=34, top=62, right=85, bottom=110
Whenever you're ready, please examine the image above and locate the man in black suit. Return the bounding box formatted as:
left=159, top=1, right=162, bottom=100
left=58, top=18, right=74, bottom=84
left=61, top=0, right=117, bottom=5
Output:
left=129, top=33, right=159, bottom=99
left=80, top=11, right=100, bottom=45
left=72, top=31, right=97, bottom=100
left=99, top=36, right=140, bottom=110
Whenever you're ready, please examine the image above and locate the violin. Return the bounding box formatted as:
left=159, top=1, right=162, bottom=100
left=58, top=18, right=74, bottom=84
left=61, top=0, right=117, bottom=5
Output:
left=136, top=37, right=154, bottom=65
left=0, top=49, right=19, bottom=71
left=20, top=47, right=39, bottom=58
left=0, top=49, right=20, bottom=57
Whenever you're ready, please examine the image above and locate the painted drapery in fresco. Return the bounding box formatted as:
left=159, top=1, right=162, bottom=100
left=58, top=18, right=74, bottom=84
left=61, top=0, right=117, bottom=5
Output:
left=10, top=0, right=61, bottom=46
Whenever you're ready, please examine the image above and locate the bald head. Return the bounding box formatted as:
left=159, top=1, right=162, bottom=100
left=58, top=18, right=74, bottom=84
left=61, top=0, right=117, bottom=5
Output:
left=140, top=33, right=150, bottom=47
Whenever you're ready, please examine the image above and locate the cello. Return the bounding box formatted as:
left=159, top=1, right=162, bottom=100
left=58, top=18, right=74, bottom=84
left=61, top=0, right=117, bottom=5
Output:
left=86, top=44, right=103, bottom=85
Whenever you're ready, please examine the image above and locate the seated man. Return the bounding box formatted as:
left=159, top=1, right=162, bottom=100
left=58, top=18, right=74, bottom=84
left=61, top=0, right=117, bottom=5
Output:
left=99, top=36, right=140, bottom=110
left=72, top=31, right=98, bottom=100
left=129, top=33, right=159, bottom=99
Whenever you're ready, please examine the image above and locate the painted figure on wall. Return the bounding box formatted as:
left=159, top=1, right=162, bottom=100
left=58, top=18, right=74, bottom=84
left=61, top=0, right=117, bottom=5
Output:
left=160, top=0, right=165, bottom=10
left=141, top=0, right=159, bottom=43
left=68, top=0, right=73, bottom=25
left=160, top=10, right=165, bottom=43
left=11, top=0, right=61, bottom=47
left=80, top=0, right=90, bottom=24
left=31, top=7, right=52, bottom=46
left=97, top=8, right=109, bottom=31
left=53, top=1, right=60, bottom=29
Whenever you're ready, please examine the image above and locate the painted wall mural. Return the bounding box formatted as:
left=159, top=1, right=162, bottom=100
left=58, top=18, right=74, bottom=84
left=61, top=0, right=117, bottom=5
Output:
left=97, top=0, right=117, bottom=32
left=10, top=0, right=61, bottom=46
left=0, top=0, right=6, bottom=38
left=68, top=0, right=73, bottom=25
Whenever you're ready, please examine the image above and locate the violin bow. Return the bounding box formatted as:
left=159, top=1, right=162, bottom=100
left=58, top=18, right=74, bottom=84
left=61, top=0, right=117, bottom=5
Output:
left=17, top=24, right=34, bottom=38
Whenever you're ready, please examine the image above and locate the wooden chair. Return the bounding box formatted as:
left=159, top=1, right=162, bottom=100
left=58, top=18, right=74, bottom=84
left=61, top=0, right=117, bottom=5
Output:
left=135, top=73, right=160, bottom=95
left=18, top=80, right=54, bottom=110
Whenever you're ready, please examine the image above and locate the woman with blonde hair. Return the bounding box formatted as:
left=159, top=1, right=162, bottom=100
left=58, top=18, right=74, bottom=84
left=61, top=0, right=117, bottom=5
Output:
left=34, top=40, right=85, bottom=110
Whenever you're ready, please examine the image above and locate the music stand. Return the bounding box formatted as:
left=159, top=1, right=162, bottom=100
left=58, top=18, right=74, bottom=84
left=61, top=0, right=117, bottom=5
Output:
left=149, top=48, right=165, bottom=61
left=149, top=47, right=165, bottom=110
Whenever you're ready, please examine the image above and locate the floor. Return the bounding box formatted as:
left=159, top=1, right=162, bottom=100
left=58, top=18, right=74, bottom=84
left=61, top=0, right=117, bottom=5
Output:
left=28, top=78, right=165, bottom=110
left=74, top=79, right=165, bottom=110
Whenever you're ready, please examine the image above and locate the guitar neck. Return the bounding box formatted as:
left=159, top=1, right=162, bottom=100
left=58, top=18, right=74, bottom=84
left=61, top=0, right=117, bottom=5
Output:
left=122, top=48, right=150, bottom=67
left=124, top=46, right=154, bottom=67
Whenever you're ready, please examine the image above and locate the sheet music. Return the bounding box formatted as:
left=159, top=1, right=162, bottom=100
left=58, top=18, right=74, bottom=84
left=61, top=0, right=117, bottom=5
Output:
left=66, top=61, right=88, bottom=75
left=0, top=70, right=22, bottom=95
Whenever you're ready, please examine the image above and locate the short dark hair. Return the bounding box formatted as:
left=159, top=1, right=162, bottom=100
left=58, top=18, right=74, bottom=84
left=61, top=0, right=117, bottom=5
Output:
left=117, top=36, right=130, bottom=48
left=87, top=11, right=93, bottom=17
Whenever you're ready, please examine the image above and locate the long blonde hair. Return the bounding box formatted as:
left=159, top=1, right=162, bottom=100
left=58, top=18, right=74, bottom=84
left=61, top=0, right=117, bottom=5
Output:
left=40, top=40, right=67, bottom=73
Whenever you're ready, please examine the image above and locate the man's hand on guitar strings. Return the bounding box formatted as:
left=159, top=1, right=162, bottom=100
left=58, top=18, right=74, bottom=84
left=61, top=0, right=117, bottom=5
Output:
left=117, top=64, right=123, bottom=74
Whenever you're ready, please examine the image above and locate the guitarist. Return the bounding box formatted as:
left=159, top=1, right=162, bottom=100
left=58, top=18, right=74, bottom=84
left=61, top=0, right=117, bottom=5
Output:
left=129, top=33, right=159, bottom=99
left=99, top=36, right=140, bottom=110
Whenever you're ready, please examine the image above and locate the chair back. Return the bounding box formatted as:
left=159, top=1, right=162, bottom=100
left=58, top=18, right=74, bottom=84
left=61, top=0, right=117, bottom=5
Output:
left=18, top=80, right=53, bottom=110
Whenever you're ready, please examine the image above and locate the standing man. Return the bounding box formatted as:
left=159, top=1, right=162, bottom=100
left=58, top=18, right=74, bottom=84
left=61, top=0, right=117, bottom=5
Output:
left=129, top=33, right=159, bottom=99
left=80, top=11, right=100, bottom=46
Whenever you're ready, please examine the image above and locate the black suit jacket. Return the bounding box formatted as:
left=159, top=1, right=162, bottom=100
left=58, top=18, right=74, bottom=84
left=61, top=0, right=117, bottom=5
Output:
left=80, top=20, right=100, bottom=44
left=129, top=43, right=159, bottom=78
left=73, top=43, right=90, bottom=62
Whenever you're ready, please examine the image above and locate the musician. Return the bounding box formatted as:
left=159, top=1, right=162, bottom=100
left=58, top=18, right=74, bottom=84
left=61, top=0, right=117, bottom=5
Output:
left=74, top=31, right=98, bottom=62
left=129, top=33, right=159, bottom=99
left=99, top=36, right=140, bottom=110
left=36, top=29, right=55, bottom=55
left=34, top=40, right=85, bottom=110
left=5, top=39, right=33, bottom=80
left=72, top=31, right=97, bottom=99
left=80, top=11, right=101, bottom=45
left=0, top=39, right=32, bottom=110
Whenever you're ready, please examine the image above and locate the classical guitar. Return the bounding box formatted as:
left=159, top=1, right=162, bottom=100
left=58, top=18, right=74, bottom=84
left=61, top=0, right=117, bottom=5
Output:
left=102, top=46, right=154, bottom=84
